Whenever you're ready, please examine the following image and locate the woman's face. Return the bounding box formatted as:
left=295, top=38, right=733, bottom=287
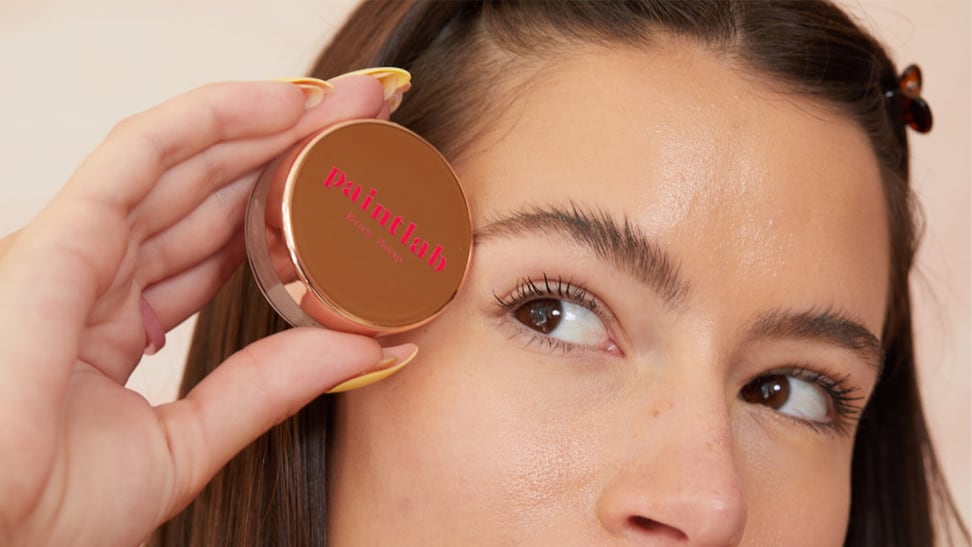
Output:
left=328, top=40, right=888, bottom=546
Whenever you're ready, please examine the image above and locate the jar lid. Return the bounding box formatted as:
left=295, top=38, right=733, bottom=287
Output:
left=246, top=119, right=472, bottom=334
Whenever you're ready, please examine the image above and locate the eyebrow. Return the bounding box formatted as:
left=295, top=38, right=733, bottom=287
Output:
left=474, top=203, right=689, bottom=304
left=747, top=309, right=884, bottom=372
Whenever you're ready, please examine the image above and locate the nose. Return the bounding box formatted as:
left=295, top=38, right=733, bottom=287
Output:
left=595, top=386, right=747, bottom=546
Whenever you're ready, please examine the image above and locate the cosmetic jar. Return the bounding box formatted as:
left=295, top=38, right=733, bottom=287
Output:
left=245, top=119, right=472, bottom=335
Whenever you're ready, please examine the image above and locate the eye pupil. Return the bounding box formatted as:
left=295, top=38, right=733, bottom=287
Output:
left=515, top=299, right=563, bottom=334
left=741, top=374, right=790, bottom=409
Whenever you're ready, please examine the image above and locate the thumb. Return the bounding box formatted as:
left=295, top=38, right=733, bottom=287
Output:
left=153, top=327, right=417, bottom=516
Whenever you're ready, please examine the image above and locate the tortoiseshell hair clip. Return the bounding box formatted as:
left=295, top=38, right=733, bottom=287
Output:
left=885, top=64, right=933, bottom=133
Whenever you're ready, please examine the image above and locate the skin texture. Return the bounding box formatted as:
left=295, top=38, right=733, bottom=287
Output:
left=328, top=41, right=890, bottom=545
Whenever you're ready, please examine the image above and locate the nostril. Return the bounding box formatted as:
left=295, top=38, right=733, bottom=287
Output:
left=629, top=516, right=689, bottom=540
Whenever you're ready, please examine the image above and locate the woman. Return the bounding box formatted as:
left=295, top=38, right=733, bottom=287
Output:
left=0, top=1, right=966, bottom=545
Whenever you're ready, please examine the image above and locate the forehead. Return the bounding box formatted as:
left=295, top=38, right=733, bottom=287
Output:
left=454, top=39, right=890, bottom=334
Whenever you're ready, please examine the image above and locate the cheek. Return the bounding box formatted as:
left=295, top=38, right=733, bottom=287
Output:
left=336, top=300, right=605, bottom=538
left=736, top=423, right=853, bottom=545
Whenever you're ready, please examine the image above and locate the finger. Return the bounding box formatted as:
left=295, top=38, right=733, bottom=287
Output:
left=64, top=81, right=308, bottom=211
left=79, top=166, right=249, bottom=377
left=0, top=201, right=124, bottom=426
left=129, top=77, right=387, bottom=241
left=137, top=169, right=253, bottom=287
left=78, top=234, right=244, bottom=383
left=142, top=235, right=246, bottom=332
left=154, top=331, right=416, bottom=512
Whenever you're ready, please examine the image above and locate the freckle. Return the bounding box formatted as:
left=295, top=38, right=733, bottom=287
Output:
left=649, top=401, right=674, bottom=418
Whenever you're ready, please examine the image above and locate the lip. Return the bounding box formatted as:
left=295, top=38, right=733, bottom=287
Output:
left=245, top=119, right=473, bottom=335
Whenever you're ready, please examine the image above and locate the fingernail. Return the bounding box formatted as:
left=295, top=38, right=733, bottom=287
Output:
left=327, top=343, right=419, bottom=394
left=140, top=294, right=165, bottom=356
left=274, top=77, right=334, bottom=109
left=329, top=67, right=412, bottom=114
left=386, top=81, right=411, bottom=114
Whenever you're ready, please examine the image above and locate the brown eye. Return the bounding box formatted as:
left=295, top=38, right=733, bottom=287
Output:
left=740, top=374, right=790, bottom=409
left=740, top=373, right=832, bottom=423
left=507, top=293, right=611, bottom=350
left=514, top=298, right=563, bottom=334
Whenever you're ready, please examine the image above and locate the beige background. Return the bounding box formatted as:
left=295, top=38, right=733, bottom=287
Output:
left=1, top=0, right=968, bottom=532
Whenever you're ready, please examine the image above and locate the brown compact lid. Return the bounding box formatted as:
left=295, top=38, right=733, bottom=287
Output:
left=270, top=119, right=471, bottom=333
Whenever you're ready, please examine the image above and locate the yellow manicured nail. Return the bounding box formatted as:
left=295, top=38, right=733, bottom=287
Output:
left=386, top=81, right=411, bottom=113
left=274, top=77, right=334, bottom=109
left=329, top=67, right=412, bottom=113
left=327, top=345, right=419, bottom=394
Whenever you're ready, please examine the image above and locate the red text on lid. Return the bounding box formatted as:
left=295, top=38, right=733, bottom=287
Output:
left=323, top=166, right=448, bottom=272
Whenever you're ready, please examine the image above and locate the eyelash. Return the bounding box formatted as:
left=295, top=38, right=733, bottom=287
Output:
left=492, top=274, right=608, bottom=355
left=755, top=365, right=865, bottom=436
left=492, top=274, right=866, bottom=435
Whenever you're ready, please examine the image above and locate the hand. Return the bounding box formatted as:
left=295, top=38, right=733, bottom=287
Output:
left=0, top=76, right=414, bottom=546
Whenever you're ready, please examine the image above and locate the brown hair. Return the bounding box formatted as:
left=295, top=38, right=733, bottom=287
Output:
left=150, top=1, right=968, bottom=545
